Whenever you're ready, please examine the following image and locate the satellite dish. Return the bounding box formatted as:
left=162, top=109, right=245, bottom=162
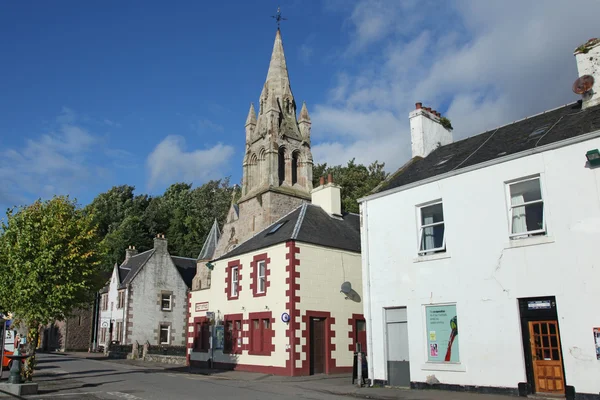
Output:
left=573, top=74, right=594, bottom=94
left=340, top=281, right=362, bottom=303
left=340, top=282, right=352, bottom=294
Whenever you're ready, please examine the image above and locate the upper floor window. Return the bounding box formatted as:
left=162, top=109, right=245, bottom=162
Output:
left=231, top=266, right=239, bottom=298
left=257, top=261, right=266, bottom=294
left=161, top=294, right=172, bottom=311
left=117, top=290, right=125, bottom=309
left=418, top=202, right=446, bottom=255
left=508, top=176, right=545, bottom=238
left=101, top=294, right=108, bottom=311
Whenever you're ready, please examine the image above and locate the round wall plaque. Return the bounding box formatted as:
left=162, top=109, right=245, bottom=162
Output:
left=281, top=312, right=290, bottom=323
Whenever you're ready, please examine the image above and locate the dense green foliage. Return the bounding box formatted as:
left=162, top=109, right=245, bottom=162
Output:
left=313, top=159, right=388, bottom=213
left=0, top=196, right=105, bottom=379
left=85, top=179, right=238, bottom=266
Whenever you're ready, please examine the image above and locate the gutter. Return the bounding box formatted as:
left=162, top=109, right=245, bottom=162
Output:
left=358, top=128, right=600, bottom=204
left=359, top=202, right=375, bottom=386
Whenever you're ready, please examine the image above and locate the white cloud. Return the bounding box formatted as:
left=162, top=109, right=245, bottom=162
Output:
left=0, top=108, right=100, bottom=207
left=146, top=135, right=235, bottom=190
left=313, top=0, right=600, bottom=172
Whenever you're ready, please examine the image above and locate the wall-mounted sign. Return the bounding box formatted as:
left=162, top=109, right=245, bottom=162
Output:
left=425, top=304, right=459, bottom=363
left=281, top=312, right=290, bottom=323
left=206, top=312, right=215, bottom=321
left=195, top=302, right=209, bottom=312
left=594, top=327, right=600, bottom=360
left=528, top=300, right=551, bottom=310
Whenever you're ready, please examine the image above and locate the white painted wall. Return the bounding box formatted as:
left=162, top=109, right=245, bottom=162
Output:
left=98, top=265, right=127, bottom=346
left=361, top=136, right=600, bottom=394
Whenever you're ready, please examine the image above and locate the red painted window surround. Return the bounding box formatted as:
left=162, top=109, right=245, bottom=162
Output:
left=193, top=316, right=210, bottom=353
left=250, top=253, right=271, bottom=297
left=248, top=311, right=275, bottom=356
left=347, top=313, right=367, bottom=353
left=223, top=313, right=243, bottom=354
left=224, top=260, right=242, bottom=301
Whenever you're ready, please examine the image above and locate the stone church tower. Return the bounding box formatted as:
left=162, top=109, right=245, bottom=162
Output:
left=214, top=28, right=313, bottom=258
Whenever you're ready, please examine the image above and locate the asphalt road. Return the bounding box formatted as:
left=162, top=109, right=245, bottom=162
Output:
left=11, top=353, right=355, bottom=400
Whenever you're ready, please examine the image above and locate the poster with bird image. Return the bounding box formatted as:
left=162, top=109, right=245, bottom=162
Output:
left=426, top=305, right=459, bottom=363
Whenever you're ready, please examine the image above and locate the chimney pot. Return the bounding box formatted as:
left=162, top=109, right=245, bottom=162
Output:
left=327, top=173, right=333, bottom=184
left=424, top=107, right=431, bottom=112
left=415, top=102, right=422, bottom=109
left=319, top=176, right=325, bottom=186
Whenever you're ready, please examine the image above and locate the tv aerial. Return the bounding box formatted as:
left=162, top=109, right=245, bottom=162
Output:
left=572, top=74, right=594, bottom=94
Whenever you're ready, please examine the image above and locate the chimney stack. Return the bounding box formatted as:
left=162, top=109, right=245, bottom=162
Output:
left=125, top=245, right=138, bottom=261
left=153, top=234, right=168, bottom=253
left=311, top=175, right=342, bottom=216
left=409, top=102, right=453, bottom=158
left=574, top=38, right=600, bottom=109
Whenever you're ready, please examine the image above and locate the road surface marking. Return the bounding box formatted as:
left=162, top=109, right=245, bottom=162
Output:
left=33, top=391, right=104, bottom=397
left=107, top=392, right=146, bottom=400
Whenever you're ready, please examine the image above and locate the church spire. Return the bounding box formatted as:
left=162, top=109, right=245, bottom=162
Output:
left=298, top=101, right=311, bottom=142
left=197, top=219, right=221, bottom=261
left=261, top=29, right=294, bottom=110
left=245, top=103, right=257, bottom=126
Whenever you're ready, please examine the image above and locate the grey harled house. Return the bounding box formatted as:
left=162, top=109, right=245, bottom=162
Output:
left=97, top=235, right=196, bottom=347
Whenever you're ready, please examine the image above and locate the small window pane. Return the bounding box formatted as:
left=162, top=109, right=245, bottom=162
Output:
left=356, top=320, right=366, bottom=332
left=421, top=224, right=445, bottom=251
left=253, top=320, right=259, bottom=329
left=421, top=203, right=444, bottom=225
left=541, top=324, right=548, bottom=334
left=510, top=179, right=542, bottom=204
left=552, top=349, right=560, bottom=360
left=263, top=319, right=270, bottom=329
left=549, top=324, right=556, bottom=334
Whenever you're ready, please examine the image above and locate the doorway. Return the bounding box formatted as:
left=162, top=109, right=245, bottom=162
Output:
left=519, top=297, right=565, bottom=395
left=310, top=317, right=326, bottom=375
left=385, top=307, right=410, bottom=387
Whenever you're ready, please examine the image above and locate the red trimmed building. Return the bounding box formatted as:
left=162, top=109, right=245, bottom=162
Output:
left=188, top=182, right=364, bottom=375
left=187, top=27, right=365, bottom=376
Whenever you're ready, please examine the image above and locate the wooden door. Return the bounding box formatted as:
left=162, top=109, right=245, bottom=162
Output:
left=310, top=318, right=326, bottom=375
left=528, top=321, right=565, bottom=394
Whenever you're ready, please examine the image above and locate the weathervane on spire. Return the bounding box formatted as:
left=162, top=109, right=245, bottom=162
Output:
left=271, top=6, right=287, bottom=29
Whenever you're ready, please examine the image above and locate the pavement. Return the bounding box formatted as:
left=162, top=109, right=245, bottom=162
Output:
left=0, top=352, right=519, bottom=400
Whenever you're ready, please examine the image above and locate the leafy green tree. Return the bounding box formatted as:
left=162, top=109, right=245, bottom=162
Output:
left=0, top=196, right=106, bottom=380
left=312, top=159, right=388, bottom=213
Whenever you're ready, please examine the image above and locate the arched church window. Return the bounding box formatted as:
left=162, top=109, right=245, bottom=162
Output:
left=291, top=151, right=299, bottom=186
left=278, top=147, right=286, bottom=185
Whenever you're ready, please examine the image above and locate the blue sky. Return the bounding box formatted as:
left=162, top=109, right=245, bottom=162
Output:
left=1, top=0, right=599, bottom=211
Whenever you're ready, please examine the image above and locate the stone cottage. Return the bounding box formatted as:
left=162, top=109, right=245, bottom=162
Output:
left=97, top=235, right=196, bottom=348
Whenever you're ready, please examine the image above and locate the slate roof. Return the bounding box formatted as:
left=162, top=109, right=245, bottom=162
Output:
left=171, top=256, right=197, bottom=288
left=197, top=219, right=221, bottom=260
left=119, top=249, right=155, bottom=288
left=214, top=203, right=361, bottom=261
left=375, top=101, right=600, bottom=194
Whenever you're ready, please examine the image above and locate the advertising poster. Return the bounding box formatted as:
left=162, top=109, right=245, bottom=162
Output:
left=594, top=327, right=600, bottom=361
left=426, top=304, right=459, bottom=363
left=214, top=326, right=224, bottom=350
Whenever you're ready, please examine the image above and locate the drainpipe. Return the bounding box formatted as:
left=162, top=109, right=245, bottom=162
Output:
left=360, top=201, right=375, bottom=386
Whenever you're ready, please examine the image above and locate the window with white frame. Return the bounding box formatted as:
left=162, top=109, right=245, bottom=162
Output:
left=161, top=294, right=172, bottom=311
left=231, top=266, right=239, bottom=297
left=159, top=325, right=170, bottom=345
left=508, top=177, right=545, bottom=238
left=257, top=261, right=266, bottom=294
left=418, top=202, right=446, bottom=255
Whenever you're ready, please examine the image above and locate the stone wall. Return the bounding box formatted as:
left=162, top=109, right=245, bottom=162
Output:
left=64, top=307, right=93, bottom=351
